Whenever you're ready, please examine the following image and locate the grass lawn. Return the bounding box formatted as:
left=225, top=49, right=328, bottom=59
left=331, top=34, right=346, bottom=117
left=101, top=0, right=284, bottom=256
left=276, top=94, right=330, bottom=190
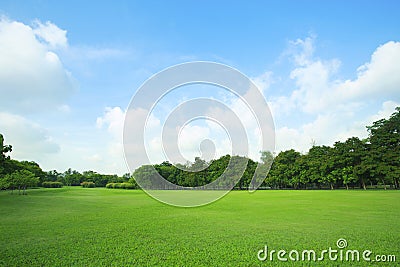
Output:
left=0, top=187, right=399, bottom=266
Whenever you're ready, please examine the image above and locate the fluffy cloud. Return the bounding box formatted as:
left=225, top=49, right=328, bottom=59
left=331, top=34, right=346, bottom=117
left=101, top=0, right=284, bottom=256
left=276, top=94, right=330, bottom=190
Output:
left=276, top=39, right=400, bottom=115
left=95, top=107, right=127, bottom=173
left=96, top=106, right=125, bottom=139
left=0, top=18, right=78, bottom=172
left=32, top=20, right=67, bottom=48
left=275, top=100, right=399, bottom=153
left=96, top=106, right=166, bottom=172
left=0, top=18, right=76, bottom=113
left=0, top=112, right=60, bottom=159
left=335, top=41, right=400, bottom=101
left=251, top=71, right=273, bottom=95
left=261, top=37, right=400, bottom=153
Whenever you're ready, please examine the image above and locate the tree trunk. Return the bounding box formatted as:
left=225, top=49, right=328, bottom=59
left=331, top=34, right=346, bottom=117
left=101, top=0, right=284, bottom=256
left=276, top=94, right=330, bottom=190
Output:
left=330, top=183, right=334, bottom=190
left=345, top=184, right=349, bottom=190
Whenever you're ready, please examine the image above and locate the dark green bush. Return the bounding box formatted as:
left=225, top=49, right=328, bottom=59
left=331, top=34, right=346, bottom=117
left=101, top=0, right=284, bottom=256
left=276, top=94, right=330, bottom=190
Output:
left=42, top=181, right=63, bottom=188
left=81, top=181, right=95, bottom=188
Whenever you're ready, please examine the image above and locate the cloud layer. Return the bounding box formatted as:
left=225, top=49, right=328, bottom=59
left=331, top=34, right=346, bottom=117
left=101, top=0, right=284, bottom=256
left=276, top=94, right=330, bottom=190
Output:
left=1, top=17, right=398, bottom=175
left=266, top=38, right=400, bottom=152
left=0, top=18, right=76, bottom=113
left=0, top=112, right=59, bottom=159
left=0, top=18, right=74, bottom=166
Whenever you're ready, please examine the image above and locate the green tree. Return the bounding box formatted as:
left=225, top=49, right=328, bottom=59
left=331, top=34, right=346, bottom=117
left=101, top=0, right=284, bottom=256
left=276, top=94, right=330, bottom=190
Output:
left=0, top=134, right=12, bottom=161
left=268, top=149, right=301, bottom=189
left=305, top=146, right=331, bottom=189
left=63, top=168, right=83, bottom=186
left=367, top=107, right=400, bottom=189
left=46, top=170, right=61, bottom=182
left=132, top=165, right=161, bottom=189
left=255, top=151, right=274, bottom=189
left=331, top=138, right=368, bottom=189
left=0, top=134, right=12, bottom=178
left=4, top=170, right=39, bottom=194
left=19, top=161, right=46, bottom=185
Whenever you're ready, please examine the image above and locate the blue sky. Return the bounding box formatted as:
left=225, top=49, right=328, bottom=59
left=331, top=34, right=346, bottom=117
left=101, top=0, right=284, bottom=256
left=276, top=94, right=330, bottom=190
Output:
left=0, top=1, right=399, bottom=174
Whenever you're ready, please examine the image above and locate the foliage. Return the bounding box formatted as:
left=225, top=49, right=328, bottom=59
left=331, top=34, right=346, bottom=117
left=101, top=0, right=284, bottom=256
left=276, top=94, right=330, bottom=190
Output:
left=0, top=133, right=12, bottom=161
left=81, top=181, right=95, bottom=188
left=2, top=170, right=39, bottom=194
left=42, top=181, right=64, bottom=188
left=367, top=106, right=400, bottom=189
left=105, top=182, right=138, bottom=189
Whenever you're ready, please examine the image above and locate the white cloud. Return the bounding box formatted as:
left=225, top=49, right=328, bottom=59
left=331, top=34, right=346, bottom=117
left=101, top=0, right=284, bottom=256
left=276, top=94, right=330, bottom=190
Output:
left=178, top=124, right=210, bottom=159
left=275, top=100, right=399, bottom=153
left=254, top=37, right=400, bottom=154
left=367, top=100, right=399, bottom=123
left=96, top=107, right=125, bottom=139
left=290, top=58, right=341, bottom=113
left=96, top=106, right=166, bottom=172
left=95, top=107, right=127, bottom=173
left=288, top=35, right=316, bottom=66
left=251, top=71, right=273, bottom=95
left=0, top=112, right=60, bottom=159
left=334, top=41, right=400, bottom=101
left=0, top=18, right=76, bottom=113
left=32, top=20, right=68, bottom=48
left=270, top=39, right=400, bottom=116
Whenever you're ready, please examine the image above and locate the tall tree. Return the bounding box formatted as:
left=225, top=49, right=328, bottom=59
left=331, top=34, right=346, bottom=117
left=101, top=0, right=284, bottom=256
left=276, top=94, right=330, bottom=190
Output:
left=0, top=134, right=12, bottom=161
left=367, top=107, right=400, bottom=189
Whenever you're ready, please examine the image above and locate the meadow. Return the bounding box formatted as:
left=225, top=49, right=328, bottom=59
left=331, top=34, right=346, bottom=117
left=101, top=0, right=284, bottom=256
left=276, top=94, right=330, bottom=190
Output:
left=0, top=187, right=399, bottom=266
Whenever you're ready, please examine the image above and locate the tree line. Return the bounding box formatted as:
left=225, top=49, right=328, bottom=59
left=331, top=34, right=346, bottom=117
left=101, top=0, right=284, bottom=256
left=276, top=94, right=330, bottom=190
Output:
left=0, top=107, right=399, bottom=192
left=132, top=107, right=399, bottom=190
left=0, top=134, right=137, bottom=192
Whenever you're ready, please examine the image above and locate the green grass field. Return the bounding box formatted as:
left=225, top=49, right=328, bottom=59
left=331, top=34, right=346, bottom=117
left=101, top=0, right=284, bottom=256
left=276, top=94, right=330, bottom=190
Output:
left=0, top=187, right=399, bottom=266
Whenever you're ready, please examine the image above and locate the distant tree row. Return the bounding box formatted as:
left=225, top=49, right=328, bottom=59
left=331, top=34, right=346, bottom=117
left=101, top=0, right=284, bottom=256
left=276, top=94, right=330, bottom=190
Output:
left=0, top=134, right=136, bottom=192
left=132, top=107, right=399, bottom=190
left=45, top=169, right=135, bottom=187
left=1, top=107, right=399, bottom=191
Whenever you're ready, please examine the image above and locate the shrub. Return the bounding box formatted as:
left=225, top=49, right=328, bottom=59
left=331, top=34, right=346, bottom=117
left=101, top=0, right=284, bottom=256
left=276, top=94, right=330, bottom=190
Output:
left=124, top=183, right=135, bottom=189
left=105, top=182, right=136, bottom=189
left=81, top=181, right=95, bottom=188
left=42, top=181, right=63, bottom=188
